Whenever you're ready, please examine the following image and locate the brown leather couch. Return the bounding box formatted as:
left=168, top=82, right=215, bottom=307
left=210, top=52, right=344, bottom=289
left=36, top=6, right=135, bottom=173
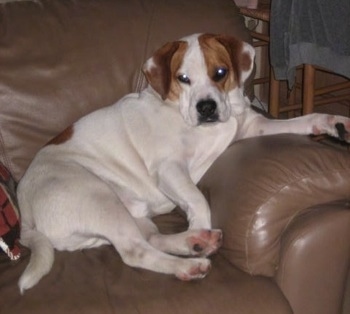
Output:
left=0, top=1, right=349, bottom=313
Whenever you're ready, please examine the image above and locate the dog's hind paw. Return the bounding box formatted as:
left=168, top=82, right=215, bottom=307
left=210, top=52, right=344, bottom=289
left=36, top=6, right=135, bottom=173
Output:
left=175, top=258, right=211, bottom=281
left=187, top=229, right=223, bottom=257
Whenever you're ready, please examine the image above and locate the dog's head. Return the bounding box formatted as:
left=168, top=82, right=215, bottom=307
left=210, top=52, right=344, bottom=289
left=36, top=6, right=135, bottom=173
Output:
left=143, top=33, right=255, bottom=126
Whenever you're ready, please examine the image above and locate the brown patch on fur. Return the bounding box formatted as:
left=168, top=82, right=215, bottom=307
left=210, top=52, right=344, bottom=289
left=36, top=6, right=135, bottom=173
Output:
left=46, top=125, right=74, bottom=146
left=143, top=41, right=188, bottom=101
left=199, top=34, right=237, bottom=93
left=168, top=42, right=188, bottom=101
left=199, top=34, right=252, bottom=90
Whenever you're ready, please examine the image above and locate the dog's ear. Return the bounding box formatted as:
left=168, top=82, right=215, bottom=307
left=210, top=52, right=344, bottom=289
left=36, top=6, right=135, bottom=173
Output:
left=214, top=35, right=255, bottom=87
left=143, top=41, right=187, bottom=100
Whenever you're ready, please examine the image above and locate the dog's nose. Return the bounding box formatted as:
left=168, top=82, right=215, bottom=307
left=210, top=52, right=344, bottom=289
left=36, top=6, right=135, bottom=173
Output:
left=196, top=99, right=217, bottom=122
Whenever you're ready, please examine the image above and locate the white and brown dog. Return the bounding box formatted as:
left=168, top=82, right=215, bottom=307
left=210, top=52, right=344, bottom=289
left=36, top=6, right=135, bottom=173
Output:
left=18, top=33, right=350, bottom=293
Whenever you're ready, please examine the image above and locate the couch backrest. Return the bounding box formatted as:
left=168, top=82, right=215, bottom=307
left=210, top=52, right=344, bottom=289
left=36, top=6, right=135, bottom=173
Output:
left=0, top=0, right=251, bottom=181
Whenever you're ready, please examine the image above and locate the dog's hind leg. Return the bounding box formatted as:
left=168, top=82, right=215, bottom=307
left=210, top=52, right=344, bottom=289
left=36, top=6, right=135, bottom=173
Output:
left=116, top=236, right=212, bottom=281
left=136, top=218, right=222, bottom=257
left=83, top=191, right=211, bottom=281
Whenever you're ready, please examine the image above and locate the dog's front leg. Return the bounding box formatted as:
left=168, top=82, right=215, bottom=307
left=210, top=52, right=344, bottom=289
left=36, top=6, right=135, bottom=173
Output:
left=156, top=162, right=211, bottom=229
left=155, top=161, right=223, bottom=256
left=237, top=109, right=350, bottom=141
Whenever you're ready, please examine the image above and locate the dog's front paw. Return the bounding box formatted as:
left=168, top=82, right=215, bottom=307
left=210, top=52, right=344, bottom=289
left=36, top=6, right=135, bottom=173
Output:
left=334, top=122, right=350, bottom=142
left=187, top=229, right=223, bottom=257
left=175, top=258, right=211, bottom=281
left=313, top=115, right=350, bottom=142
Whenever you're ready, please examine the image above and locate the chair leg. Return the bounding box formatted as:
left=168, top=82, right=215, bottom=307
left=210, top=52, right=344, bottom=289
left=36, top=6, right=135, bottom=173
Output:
left=269, top=68, right=280, bottom=118
left=302, top=64, right=315, bottom=115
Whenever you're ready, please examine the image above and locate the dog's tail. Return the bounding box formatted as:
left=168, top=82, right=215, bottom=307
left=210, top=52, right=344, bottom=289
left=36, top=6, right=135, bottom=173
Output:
left=18, top=228, right=54, bottom=294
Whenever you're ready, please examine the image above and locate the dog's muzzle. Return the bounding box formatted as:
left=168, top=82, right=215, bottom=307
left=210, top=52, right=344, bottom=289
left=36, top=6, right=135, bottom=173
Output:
left=196, top=99, right=219, bottom=123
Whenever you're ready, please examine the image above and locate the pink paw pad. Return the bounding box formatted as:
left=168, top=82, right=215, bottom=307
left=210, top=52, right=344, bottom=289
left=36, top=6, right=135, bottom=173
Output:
left=176, top=261, right=211, bottom=281
left=187, top=229, right=223, bottom=257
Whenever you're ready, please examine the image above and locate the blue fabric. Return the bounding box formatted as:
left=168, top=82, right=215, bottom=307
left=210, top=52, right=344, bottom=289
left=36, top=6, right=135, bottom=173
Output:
left=270, top=0, right=350, bottom=87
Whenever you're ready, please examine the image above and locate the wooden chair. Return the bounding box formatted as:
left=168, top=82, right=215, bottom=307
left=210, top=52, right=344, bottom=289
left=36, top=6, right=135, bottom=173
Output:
left=238, top=0, right=350, bottom=118
left=300, top=65, right=350, bottom=115
left=238, top=0, right=280, bottom=117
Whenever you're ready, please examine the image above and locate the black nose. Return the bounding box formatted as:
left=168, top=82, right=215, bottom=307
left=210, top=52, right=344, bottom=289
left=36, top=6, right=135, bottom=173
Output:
left=196, top=99, right=217, bottom=121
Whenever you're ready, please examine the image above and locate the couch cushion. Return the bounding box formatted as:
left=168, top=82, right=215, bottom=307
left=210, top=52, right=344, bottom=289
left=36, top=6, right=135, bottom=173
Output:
left=0, top=0, right=251, bottom=181
left=0, top=205, right=292, bottom=313
left=0, top=244, right=292, bottom=314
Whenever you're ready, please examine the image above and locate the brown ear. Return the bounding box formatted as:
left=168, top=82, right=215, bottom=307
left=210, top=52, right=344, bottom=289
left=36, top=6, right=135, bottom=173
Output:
left=143, top=41, right=187, bottom=100
left=214, top=34, right=255, bottom=86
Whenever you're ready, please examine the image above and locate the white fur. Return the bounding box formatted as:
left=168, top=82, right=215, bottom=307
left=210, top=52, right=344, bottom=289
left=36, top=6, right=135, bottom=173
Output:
left=17, top=33, right=350, bottom=293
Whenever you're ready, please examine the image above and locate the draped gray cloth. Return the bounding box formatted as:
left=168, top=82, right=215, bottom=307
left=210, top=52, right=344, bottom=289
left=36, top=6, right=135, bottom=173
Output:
left=270, top=0, right=350, bottom=87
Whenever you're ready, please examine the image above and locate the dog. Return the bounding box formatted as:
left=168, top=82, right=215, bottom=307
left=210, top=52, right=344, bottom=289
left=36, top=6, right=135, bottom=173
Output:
left=17, top=33, right=350, bottom=293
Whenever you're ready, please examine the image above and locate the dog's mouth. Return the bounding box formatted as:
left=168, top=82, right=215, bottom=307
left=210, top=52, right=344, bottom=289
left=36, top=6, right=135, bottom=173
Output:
left=198, top=113, right=219, bottom=124
left=196, top=99, right=220, bottom=124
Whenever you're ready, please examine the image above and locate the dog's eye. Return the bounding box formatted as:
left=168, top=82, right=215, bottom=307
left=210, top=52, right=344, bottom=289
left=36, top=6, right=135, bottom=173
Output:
left=177, top=74, right=191, bottom=85
left=213, top=67, right=228, bottom=82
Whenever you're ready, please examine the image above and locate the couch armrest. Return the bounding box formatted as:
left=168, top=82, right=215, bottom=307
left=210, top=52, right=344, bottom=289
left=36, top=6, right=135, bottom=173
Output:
left=275, top=202, right=350, bottom=314
left=198, top=134, right=350, bottom=276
